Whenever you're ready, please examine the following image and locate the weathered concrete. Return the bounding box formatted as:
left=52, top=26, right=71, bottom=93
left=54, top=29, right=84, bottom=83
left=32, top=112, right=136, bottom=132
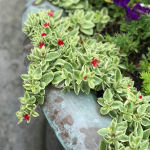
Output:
left=42, top=86, right=112, bottom=150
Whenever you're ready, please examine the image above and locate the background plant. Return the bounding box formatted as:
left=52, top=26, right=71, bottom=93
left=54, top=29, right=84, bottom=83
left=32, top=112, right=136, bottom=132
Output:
left=140, top=64, right=150, bottom=96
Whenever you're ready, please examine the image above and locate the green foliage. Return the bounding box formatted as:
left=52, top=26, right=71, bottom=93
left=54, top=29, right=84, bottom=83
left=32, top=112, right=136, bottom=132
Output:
left=139, top=0, right=150, bottom=4
left=63, top=8, right=110, bottom=34
left=140, top=65, right=150, bottom=96
left=120, top=14, right=150, bottom=40
left=104, top=32, right=139, bottom=73
left=48, top=0, right=104, bottom=12
left=17, top=9, right=120, bottom=123
left=140, top=47, right=150, bottom=72
left=35, top=0, right=111, bottom=33
left=18, top=0, right=150, bottom=149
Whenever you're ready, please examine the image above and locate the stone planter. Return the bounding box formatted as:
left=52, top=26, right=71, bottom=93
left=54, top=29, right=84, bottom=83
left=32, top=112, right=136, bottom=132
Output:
left=22, top=0, right=112, bottom=149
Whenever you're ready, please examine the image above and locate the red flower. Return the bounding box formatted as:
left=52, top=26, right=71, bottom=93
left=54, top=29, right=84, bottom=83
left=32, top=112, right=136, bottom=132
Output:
left=44, top=23, right=49, bottom=27
left=139, top=96, right=142, bottom=99
left=39, top=42, right=45, bottom=48
left=48, top=12, right=54, bottom=17
left=91, top=58, right=99, bottom=67
left=128, top=85, right=130, bottom=87
left=83, top=76, right=87, bottom=80
left=41, top=33, right=46, bottom=36
left=42, top=53, right=45, bottom=56
left=58, top=40, right=64, bottom=46
left=119, top=52, right=122, bottom=54
left=24, top=114, right=29, bottom=121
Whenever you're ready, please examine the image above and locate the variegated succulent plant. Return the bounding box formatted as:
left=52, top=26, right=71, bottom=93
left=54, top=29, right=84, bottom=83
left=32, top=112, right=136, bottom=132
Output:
left=35, top=0, right=111, bottom=32
left=17, top=6, right=150, bottom=150
left=17, top=9, right=120, bottom=123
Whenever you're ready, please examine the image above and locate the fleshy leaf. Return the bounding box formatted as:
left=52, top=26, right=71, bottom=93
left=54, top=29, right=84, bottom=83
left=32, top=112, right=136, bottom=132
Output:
left=24, top=91, right=30, bottom=101
left=141, top=117, right=150, bottom=126
left=45, top=52, right=60, bottom=61
left=100, top=106, right=110, bottom=115
left=111, top=101, right=123, bottom=109
left=21, top=74, right=29, bottom=80
left=103, top=89, right=113, bottom=101
left=123, top=114, right=132, bottom=122
left=36, top=95, right=44, bottom=105
left=98, top=128, right=108, bottom=136
left=80, top=28, right=93, bottom=35
left=53, top=10, right=63, bottom=20
left=32, top=111, right=39, bottom=117
left=40, top=72, right=54, bottom=85
left=80, top=21, right=95, bottom=29
left=115, top=69, right=121, bottom=83
left=99, top=140, right=107, bottom=150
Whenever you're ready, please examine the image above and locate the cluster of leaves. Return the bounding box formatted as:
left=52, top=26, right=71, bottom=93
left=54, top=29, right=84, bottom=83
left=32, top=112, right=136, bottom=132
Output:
left=47, top=0, right=105, bottom=13
left=35, top=0, right=111, bottom=33
left=96, top=1, right=150, bottom=149
left=139, top=47, right=150, bottom=72
left=98, top=87, right=150, bottom=149
left=102, top=6, right=150, bottom=75
left=17, top=9, right=121, bottom=123
left=63, top=8, right=110, bottom=35
left=140, top=65, right=150, bottom=96
left=104, top=32, right=139, bottom=73
left=102, top=2, right=150, bottom=98
left=120, top=14, right=150, bottom=40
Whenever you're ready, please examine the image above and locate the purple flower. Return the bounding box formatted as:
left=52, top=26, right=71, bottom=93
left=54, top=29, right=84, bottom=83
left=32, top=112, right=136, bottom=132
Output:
left=145, top=8, right=150, bottom=14
left=125, top=6, right=140, bottom=20
left=113, top=0, right=130, bottom=8
left=133, top=2, right=150, bottom=15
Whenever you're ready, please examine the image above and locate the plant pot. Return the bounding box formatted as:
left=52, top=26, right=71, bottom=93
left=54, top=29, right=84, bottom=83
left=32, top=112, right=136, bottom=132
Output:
left=22, top=0, right=112, bottom=149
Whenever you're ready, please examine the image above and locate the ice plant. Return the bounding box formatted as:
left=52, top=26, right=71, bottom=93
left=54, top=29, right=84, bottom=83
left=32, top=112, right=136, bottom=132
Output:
left=91, top=58, right=99, bottom=67
left=125, top=6, right=140, bottom=20
left=41, top=33, right=47, bottom=36
left=113, top=0, right=130, bottom=8
left=19, top=8, right=150, bottom=150
left=83, top=76, right=87, bottom=80
left=44, top=23, right=49, bottom=27
left=39, top=42, right=45, bottom=48
left=24, top=114, right=29, bottom=121
left=58, top=40, right=64, bottom=46
left=48, top=12, right=54, bottom=17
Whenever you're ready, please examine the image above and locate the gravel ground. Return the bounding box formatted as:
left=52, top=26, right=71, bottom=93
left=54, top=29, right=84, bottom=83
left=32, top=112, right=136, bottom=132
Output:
left=0, top=0, right=64, bottom=149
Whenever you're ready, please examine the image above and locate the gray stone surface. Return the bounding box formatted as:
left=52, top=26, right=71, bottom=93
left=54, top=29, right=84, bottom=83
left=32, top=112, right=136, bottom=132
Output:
left=0, top=0, right=64, bottom=149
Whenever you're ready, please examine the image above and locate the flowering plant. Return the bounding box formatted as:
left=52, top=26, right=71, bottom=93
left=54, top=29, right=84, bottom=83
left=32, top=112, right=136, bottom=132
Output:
left=17, top=0, right=150, bottom=149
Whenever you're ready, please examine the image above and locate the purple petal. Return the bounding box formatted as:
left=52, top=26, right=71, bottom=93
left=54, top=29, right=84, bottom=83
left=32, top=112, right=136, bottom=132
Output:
left=125, top=6, right=131, bottom=15
left=125, top=6, right=140, bottom=20
left=133, top=2, right=146, bottom=15
left=123, top=0, right=130, bottom=6
left=145, top=8, right=150, bottom=14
